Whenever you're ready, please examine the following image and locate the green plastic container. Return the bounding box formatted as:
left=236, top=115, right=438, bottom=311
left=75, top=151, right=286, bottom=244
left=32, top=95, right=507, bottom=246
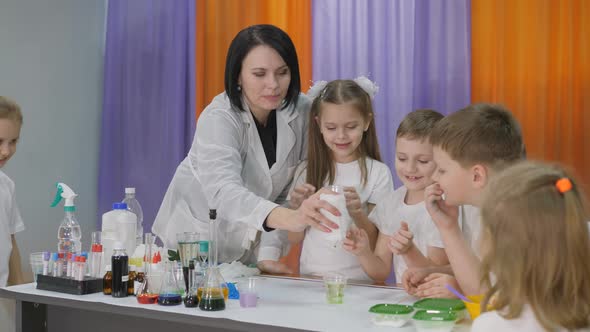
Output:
left=368, top=304, right=414, bottom=327
left=413, top=298, right=467, bottom=319
left=412, top=310, right=457, bottom=332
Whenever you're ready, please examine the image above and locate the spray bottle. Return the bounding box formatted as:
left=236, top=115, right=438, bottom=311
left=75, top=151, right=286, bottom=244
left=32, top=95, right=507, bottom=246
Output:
left=51, top=182, right=82, bottom=258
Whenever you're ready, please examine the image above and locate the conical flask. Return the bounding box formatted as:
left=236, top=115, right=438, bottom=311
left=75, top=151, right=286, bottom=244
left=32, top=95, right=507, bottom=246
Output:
left=137, top=233, right=158, bottom=304
left=157, top=261, right=183, bottom=306
left=198, top=209, right=228, bottom=311
left=184, top=260, right=200, bottom=307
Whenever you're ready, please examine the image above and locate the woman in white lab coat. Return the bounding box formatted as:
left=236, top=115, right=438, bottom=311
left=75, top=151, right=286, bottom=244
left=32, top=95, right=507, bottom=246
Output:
left=153, top=25, right=339, bottom=265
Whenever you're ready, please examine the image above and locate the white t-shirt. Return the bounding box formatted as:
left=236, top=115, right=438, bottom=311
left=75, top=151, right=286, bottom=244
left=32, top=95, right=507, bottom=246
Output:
left=370, top=186, right=444, bottom=281
left=0, top=170, right=25, bottom=287
left=458, top=205, right=482, bottom=255
left=298, top=158, right=394, bottom=281
left=473, top=304, right=590, bottom=332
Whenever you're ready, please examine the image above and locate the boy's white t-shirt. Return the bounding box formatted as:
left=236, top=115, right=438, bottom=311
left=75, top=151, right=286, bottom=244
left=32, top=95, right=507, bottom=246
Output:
left=370, top=186, right=444, bottom=281
left=0, top=170, right=25, bottom=287
left=458, top=204, right=482, bottom=255
left=472, top=304, right=590, bottom=332
left=297, top=159, right=394, bottom=281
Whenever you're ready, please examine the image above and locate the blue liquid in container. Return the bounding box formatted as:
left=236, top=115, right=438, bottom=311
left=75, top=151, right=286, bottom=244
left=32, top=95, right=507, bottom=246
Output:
left=157, top=293, right=182, bottom=306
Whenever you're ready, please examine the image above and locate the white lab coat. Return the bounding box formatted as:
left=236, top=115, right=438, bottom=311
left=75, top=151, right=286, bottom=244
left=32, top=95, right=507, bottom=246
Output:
left=153, top=92, right=310, bottom=263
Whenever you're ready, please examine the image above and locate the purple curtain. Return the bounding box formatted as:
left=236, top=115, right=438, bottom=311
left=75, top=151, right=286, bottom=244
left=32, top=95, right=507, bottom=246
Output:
left=98, top=0, right=196, bottom=233
left=312, top=0, right=471, bottom=283
left=312, top=0, right=471, bottom=187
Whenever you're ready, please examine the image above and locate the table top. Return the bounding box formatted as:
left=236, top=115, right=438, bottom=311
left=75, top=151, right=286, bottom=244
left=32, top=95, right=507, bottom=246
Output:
left=1, top=275, right=471, bottom=332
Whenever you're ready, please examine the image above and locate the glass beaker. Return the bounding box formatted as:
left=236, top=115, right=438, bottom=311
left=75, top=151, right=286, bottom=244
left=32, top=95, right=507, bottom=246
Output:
left=177, top=232, right=199, bottom=293
left=137, top=233, right=158, bottom=304
left=198, top=209, right=228, bottom=311
left=157, top=261, right=183, bottom=306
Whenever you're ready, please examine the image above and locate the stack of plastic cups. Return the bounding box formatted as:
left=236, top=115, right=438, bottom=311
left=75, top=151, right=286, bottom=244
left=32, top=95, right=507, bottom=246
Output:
left=29, top=252, right=45, bottom=283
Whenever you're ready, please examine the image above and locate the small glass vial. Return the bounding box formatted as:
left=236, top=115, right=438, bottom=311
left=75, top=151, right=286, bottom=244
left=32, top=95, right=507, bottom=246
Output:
left=127, top=265, right=136, bottom=296
left=103, top=265, right=112, bottom=295
left=134, top=266, right=145, bottom=296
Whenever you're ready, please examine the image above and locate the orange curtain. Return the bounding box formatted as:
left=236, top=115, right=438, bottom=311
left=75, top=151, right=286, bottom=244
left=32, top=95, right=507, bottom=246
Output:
left=195, top=0, right=312, bottom=120
left=195, top=0, right=311, bottom=272
left=471, top=0, right=590, bottom=188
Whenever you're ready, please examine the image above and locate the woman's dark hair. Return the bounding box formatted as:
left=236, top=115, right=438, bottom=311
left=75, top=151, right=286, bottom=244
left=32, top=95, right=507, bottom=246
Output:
left=224, top=24, right=301, bottom=112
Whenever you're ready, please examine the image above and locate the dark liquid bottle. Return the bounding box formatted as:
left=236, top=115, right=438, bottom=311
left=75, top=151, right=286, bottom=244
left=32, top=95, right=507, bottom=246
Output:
left=103, top=265, right=112, bottom=295
left=111, top=247, right=129, bottom=298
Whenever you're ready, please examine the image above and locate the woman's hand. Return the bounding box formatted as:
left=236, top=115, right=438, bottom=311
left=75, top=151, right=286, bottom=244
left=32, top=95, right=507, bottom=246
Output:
left=257, top=260, right=294, bottom=275
left=295, top=188, right=340, bottom=232
left=289, top=184, right=316, bottom=209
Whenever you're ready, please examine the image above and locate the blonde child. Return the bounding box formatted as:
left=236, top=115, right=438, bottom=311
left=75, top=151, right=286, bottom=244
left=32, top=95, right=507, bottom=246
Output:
left=473, top=161, right=590, bottom=331
left=0, top=96, right=26, bottom=332
left=406, top=103, right=524, bottom=297
left=286, top=78, right=394, bottom=280
left=0, top=96, right=25, bottom=287
left=343, top=109, right=450, bottom=284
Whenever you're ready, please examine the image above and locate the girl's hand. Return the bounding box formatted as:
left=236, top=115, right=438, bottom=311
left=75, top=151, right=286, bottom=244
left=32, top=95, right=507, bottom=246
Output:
left=416, top=273, right=460, bottom=298
left=401, top=267, right=434, bottom=295
left=388, top=221, right=414, bottom=254
left=289, top=184, right=316, bottom=209
left=344, top=187, right=363, bottom=219
left=342, top=227, right=371, bottom=257
left=424, top=183, right=459, bottom=231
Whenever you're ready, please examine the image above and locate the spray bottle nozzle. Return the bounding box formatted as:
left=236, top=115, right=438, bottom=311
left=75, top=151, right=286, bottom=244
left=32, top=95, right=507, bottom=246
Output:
left=50, top=182, right=78, bottom=211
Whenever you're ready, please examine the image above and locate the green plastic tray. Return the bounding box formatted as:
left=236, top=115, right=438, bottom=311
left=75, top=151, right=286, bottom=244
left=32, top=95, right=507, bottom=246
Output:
left=413, top=298, right=466, bottom=312
left=369, top=304, right=414, bottom=315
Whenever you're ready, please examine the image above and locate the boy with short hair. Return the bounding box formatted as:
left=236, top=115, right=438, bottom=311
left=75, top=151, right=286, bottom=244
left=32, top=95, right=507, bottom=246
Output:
left=0, top=96, right=26, bottom=287
left=406, top=103, right=524, bottom=297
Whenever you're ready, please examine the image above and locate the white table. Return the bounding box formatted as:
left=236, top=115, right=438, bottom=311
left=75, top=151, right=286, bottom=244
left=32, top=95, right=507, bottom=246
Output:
left=0, top=275, right=471, bottom=332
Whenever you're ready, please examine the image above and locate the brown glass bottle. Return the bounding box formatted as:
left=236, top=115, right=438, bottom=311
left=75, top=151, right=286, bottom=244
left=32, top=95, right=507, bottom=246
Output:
left=134, top=269, right=145, bottom=296
left=103, top=265, right=113, bottom=295
left=127, top=265, right=137, bottom=296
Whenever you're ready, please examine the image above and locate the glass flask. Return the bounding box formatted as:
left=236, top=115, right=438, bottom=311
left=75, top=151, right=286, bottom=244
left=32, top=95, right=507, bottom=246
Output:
left=136, top=233, right=158, bottom=304
left=157, top=261, right=183, bottom=306
left=198, top=209, right=228, bottom=311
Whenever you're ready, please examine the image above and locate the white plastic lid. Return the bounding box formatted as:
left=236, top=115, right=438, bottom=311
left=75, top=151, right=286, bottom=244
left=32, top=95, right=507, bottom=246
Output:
left=125, top=187, right=136, bottom=194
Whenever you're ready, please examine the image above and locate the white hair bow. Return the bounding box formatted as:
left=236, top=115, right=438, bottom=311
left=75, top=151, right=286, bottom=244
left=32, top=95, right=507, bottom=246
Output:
left=306, top=76, right=379, bottom=100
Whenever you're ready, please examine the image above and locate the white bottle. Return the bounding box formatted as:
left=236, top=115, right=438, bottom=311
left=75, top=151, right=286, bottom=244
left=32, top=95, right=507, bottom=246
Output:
left=122, top=188, right=144, bottom=246
left=101, top=202, right=137, bottom=274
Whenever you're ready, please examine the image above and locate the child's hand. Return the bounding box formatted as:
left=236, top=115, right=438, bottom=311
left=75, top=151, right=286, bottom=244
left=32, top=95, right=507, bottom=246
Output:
left=290, top=184, right=316, bottom=209
left=343, top=187, right=364, bottom=219
left=416, top=273, right=460, bottom=298
left=425, top=183, right=459, bottom=231
left=401, top=266, right=433, bottom=295
left=387, top=221, right=414, bottom=254
left=342, top=227, right=371, bottom=257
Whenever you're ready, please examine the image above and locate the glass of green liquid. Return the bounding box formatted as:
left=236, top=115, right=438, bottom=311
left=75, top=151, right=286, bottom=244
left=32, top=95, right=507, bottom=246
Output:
left=323, top=272, right=346, bottom=304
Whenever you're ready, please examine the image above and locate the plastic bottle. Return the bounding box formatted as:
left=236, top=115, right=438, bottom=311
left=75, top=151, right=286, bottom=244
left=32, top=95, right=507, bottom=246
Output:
left=50, top=183, right=82, bottom=256
left=111, top=242, right=129, bottom=298
left=102, top=203, right=137, bottom=271
left=122, top=187, right=144, bottom=245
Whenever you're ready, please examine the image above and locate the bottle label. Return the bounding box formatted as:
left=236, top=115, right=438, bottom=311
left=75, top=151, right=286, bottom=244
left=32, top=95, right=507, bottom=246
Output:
left=122, top=275, right=129, bottom=282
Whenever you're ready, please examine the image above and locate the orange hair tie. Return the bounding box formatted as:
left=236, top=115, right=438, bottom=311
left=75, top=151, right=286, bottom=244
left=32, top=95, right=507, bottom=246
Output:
left=556, top=178, right=572, bottom=194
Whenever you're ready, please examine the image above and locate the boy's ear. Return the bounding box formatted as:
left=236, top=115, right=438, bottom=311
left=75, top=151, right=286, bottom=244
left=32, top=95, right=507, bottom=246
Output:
left=471, top=164, right=489, bottom=189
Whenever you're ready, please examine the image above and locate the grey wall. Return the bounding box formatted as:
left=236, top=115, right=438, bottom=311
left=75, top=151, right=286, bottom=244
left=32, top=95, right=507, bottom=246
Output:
left=0, top=0, right=106, bottom=280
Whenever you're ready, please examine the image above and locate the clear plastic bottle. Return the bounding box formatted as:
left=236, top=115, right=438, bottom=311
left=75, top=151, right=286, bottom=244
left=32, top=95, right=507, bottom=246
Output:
left=122, top=187, right=144, bottom=245
left=51, top=183, right=82, bottom=256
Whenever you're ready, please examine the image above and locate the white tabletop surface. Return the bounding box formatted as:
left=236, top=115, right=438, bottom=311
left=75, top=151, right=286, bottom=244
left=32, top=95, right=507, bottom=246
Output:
left=1, top=275, right=471, bottom=332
